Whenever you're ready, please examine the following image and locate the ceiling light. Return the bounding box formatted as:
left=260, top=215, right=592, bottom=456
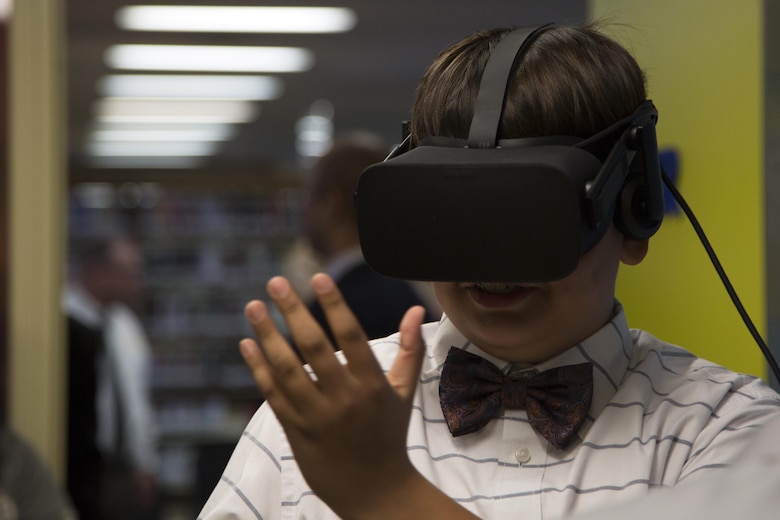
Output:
left=0, top=0, right=11, bottom=20
left=116, top=5, right=357, bottom=34
left=93, top=98, right=258, bottom=124
left=296, top=99, right=334, bottom=161
left=105, top=44, right=314, bottom=73
left=86, top=141, right=219, bottom=157
left=91, top=122, right=235, bottom=132
left=89, top=126, right=235, bottom=142
left=86, top=156, right=205, bottom=169
left=88, top=122, right=237, bottom=141
left=97, top=75, right=283, bottom=100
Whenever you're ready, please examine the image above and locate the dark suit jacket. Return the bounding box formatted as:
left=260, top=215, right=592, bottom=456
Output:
left=66, top=314, right=145, bottom=520
left=307, top=262, right=438, bottom=347
left=66, top=316, right=104, bottom=520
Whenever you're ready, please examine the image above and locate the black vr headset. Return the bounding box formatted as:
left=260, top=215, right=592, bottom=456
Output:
left=355, top=24, right=665, bottom=282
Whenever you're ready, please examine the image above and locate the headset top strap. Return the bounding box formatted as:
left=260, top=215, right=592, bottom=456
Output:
left=467, top=24, right=553, bottom=148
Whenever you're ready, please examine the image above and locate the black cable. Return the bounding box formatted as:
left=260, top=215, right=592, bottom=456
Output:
left=661, top=168, right=780, bottom=382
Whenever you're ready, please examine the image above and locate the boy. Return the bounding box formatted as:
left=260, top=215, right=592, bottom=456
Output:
left=199, top=23, right=780, bottom=519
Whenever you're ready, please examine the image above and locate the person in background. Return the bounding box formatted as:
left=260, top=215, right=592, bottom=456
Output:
left=199, top=22, right=780, bottom=520
left=63, top=233, right=159, bottom=520
left=0, top=425, right=75, bottom=519
left=299, top=134, right=439, bottom=345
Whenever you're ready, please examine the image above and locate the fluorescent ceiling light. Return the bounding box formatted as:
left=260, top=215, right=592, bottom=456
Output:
left=87, top=156, right=205, bottom=169
left=93, top=98, right=258, bottom=124
left=97, top=75, right=283, bottom=100
left=91, top=122, right=234, bottom=132
left=87, top=141, right=219, bottom=157
left=89, top=121, right=236, bottom=137
left=116, top=5, right=357, bottom=34
left=105, top=44, right=314, bottom=73
left=0, top=0, right=11, bottom=20
left=89, top=126, right=236, bottom=142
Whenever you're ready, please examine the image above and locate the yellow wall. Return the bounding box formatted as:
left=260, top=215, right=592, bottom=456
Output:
left=8, top=0, right=67, bottom=480
left=589, top=0, right=766, bottom=377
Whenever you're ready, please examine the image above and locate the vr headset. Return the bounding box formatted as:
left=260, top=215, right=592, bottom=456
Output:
left=355, top=24, right=664, bottom=282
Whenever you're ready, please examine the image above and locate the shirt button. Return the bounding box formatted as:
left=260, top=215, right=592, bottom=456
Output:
left=514, top=445, right=531, bottom=464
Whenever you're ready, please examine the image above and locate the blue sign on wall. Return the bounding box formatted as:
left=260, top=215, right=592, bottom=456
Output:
left=659, top=148, right=680, bottom=215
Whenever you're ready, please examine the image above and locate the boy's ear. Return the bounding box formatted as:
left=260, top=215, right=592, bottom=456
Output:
left=620, top=237, right=649, bottom=265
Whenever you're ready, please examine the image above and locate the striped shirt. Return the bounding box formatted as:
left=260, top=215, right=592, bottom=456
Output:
left=567, top=415, right=780, bottom=520
left=199, top=304, right=780, bottom=519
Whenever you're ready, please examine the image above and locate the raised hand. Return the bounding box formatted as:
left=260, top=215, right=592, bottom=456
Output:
left=240, top=273, right=431, bottom=518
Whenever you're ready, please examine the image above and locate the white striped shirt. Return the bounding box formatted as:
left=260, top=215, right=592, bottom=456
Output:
left=567, top=415, right=780, bottom=520
left=199, top=304, right=780, bottom=519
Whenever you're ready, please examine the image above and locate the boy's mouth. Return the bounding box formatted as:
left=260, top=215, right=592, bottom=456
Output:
left=472, top=283, right=523, bottom=295
left=459, top=282, right=539, bottom=308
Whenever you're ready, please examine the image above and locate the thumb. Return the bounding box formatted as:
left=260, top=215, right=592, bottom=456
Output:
left=387, top=306, right=427, bottom=402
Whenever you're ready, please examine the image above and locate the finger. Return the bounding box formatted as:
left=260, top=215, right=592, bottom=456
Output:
left=387, top=306, right=427, bottom=404
left=266, top=276, right=334, bottom=359
left=244, top=299, right=324, bottom=411
left=266, top=276, right=348, bottom=388
left=310, top=273, right=383, bottom=376
left=239, top=337, right=299, bottom=422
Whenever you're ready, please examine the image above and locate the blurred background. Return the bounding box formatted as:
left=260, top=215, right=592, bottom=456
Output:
left=3, top=0, right=780, bottom=519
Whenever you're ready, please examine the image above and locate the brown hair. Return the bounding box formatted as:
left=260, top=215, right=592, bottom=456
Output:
left=410, top=23, right=647, bottom=146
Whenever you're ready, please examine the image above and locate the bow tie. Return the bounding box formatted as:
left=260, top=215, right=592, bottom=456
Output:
left=439, top=347, right=593, bottom=450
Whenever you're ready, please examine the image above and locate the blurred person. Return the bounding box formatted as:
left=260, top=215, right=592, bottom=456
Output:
left=299, top=135, right=439, bottom=346
left=63, top=234, right=159, bottom=520
left=0, top=425, right=75, bottom=519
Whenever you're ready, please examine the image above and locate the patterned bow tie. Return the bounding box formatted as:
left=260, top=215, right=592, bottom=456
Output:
left=439, top=347, right=593, bottom=450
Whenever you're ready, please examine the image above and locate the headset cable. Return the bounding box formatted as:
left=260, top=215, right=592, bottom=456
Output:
left=661, top=168, right=780, bottom=382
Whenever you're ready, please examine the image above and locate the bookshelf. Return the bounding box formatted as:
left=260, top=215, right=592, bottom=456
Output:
left=67, top=177, right=304, bottom=516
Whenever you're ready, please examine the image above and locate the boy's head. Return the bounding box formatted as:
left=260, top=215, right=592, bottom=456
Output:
left=410, top=23, right=646, bottom=147
left=357, top=23, right=661, bottom=285
left=406, top=23, right=650, bottom=362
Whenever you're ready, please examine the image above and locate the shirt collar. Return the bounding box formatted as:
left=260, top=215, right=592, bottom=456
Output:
left=63, top=282, right=103, bottom=327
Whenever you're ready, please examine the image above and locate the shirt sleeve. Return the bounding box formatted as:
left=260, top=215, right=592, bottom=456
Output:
left=677, top=372, right=780, bottom=483
left=0, top=428, right=75, bottom=519
left=560, top=417, right=780, bottom=520
left=198, top=403, right=285, bottom=520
